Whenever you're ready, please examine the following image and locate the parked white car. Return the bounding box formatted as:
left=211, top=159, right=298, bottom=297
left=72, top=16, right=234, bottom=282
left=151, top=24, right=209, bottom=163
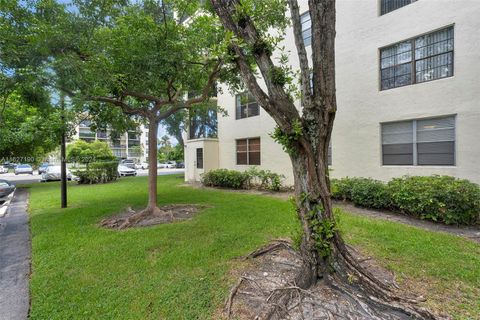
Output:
left=41, top=166, right=73, bottom=182
left=14, top=164, right=33, bottom=175
left=0, top=166, right=7, bottom=174
left=166, top=161, right=177, bottom=168
left=135, top=162, right=149, bottom=170
left=158, top=162, right=176, bottom=169
left=118, top=165, right=137, bottom=176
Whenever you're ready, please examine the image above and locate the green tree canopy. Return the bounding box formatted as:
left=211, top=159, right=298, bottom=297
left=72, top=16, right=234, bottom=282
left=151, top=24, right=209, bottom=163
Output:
left=2, top=0, right=230, bottom=216
left=0, top=91, right=64, bottom=164
left=66, top=140, right=115, bottom=164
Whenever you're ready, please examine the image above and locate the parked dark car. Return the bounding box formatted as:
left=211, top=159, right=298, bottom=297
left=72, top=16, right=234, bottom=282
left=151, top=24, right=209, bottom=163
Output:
left=38, top=163, right=50, bottom=175
left=0, top=179, right=15, bottom=202
left=176, top=162, right=185, bottom=168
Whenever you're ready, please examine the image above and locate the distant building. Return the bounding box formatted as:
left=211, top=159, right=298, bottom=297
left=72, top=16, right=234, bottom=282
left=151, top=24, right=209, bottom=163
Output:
left=185, top=0, right=480, bottom=185
left=73, top=120, right=149, bottom=163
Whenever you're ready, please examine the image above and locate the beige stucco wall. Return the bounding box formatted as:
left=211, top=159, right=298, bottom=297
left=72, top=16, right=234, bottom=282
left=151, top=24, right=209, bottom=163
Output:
left=184, top=139, right=219, bottom=182
left=188, top=0, right=480, bottom=185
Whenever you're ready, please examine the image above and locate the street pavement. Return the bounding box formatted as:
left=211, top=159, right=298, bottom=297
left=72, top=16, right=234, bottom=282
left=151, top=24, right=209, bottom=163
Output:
left=0, top=168, right=184, bottom=185
left=0, top=189, right=30, bottom=320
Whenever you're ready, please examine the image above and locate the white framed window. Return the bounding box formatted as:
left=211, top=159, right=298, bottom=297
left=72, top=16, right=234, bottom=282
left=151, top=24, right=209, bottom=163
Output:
left=236, top=138, right=261, bottom=165
left=381, top=115, right=455, bottom=166
left=380, top=26, right=454, bottom=90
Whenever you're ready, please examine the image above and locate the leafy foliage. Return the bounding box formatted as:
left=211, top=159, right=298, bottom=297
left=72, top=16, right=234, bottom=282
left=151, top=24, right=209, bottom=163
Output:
left=387, top=175, right=480, bottom=225
left=331, top=176, right=480, bottom=225
left=157, top=135, right=183, bottom=162
left=201, top=169, right=250, bottom=189
left=308, top=206, right=337, bottom=258
left=0, top=91, right=64, bottom=163
left=74, top=161, right=119, bottom=184
left=350, top=178, right=391, bottom=209
left=244, top=166, right=285, bottom=191
left=67, top=140, right=115, bottom=164
left=201, top=167, right=285, bottom=191
left=270, top=119, right=303, bottom=155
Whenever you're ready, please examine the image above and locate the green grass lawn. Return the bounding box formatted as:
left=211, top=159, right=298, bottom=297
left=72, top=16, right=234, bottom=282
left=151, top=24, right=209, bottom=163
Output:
left=27, top=175, right=479, bottom=319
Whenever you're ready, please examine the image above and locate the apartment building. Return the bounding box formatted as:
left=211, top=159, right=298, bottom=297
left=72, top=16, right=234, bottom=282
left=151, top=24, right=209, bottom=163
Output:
left=185, top=0, right=480, bottom=185
left=74, top=120, right=150, bottom=163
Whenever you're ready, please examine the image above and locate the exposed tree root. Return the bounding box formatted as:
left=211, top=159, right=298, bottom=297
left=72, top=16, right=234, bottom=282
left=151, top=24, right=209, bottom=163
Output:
left=100, top=204, right=204, bottom=229
left=242, top=239, right=294, bottom=260
left=225, top=240, right=448, bottom=320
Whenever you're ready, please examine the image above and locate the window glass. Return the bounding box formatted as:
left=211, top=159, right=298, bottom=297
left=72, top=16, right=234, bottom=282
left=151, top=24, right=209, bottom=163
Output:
left=300, top=12, right=311, bottom=46
left=236, top=93, right=259, bottom=119
left=236, top=138, right=261, bottom=165
left=380, top=27, right=453, bottom=90
left=382, top=116, right=455, bottom=166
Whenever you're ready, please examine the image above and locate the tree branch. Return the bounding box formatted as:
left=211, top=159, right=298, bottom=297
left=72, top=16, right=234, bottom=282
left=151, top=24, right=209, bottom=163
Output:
left=210, top=0, right=300, bottom=130
left=184, top=60, right=222, bottom=107
left=156, top=59, right=223, bottom=122
left=122, top=90, right=166, bottom=105
left=287, top=0, right=312, bottom=106
left=90, top=96, right=149, bottom=117
left=309, top=0, right=336, bottom=113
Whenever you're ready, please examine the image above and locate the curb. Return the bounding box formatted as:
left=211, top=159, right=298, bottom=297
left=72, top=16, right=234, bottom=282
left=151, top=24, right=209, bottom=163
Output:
left=0, top=190, right=15, bottom=218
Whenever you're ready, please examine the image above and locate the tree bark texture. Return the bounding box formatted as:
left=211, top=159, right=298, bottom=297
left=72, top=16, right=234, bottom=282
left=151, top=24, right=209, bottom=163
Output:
left=146, top=117, right=159, bottom=212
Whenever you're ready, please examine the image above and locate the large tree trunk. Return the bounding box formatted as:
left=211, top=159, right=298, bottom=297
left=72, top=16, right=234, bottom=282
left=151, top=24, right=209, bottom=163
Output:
left=289, top=108, right=336, bottom=284
left=146, top=118, right=160, bottom=213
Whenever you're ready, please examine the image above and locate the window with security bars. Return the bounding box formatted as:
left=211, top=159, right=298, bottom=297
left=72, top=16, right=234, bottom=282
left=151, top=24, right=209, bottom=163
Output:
left=380, top=0, right=416, bottom=15
left=236, top=138, right=261, bottom=165
left=196, top=148, right=203, bottom=169
left=381, top=116, right=455, bottom=166
left=301, top=11, right=311, bottom=46
left=380, top=26, right=454, bottom=90
left=236, top=93, right=259, bottom=119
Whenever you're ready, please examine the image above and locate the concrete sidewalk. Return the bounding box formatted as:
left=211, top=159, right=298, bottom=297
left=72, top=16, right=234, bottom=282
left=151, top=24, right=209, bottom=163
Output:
left=0, top=189, right=31, bottom=320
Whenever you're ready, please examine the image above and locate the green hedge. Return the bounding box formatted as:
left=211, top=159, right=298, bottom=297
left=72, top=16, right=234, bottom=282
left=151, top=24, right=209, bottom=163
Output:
left=201, top=169, right=250, bottom=189
left=74, top=161, right=118, bottom=184
left=201, top=167, right=285, bottom=191
left=331, top=175, right=480, bottom=225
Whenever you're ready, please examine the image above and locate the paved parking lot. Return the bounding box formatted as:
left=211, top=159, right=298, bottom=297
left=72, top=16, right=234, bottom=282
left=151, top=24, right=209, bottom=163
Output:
left=0, top=168, right=184, bottom=185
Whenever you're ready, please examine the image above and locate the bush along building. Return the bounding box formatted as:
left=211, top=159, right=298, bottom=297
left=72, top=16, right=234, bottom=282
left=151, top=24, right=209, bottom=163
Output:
left=184, top=0, right=480, bottom=185
left=75, top=120, right=150, bottom=163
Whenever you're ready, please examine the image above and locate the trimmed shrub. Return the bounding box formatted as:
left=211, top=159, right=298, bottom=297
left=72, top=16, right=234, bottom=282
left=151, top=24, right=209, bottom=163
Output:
left=331, top=177, right=389, bottom=209
left=350, top=178, right=390, bottom=209
left=332, top=175, right=480, bottom=225
left=74, top=161, right=118, bottom=184
left=201, top=167, right=285, bottom=191
left=387, top=175, right=480, bottom=225
left=201, top=169, right=250, bottom=189
left=245, top=167, right=285, bottom=191
left=331, top=177, right=355, bottom=201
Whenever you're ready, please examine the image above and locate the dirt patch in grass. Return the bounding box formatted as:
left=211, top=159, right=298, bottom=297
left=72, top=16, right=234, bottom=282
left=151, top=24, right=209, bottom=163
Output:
left=223, top=240, right=444, bottom=320
left=99, top=204, right=207, bottom=229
